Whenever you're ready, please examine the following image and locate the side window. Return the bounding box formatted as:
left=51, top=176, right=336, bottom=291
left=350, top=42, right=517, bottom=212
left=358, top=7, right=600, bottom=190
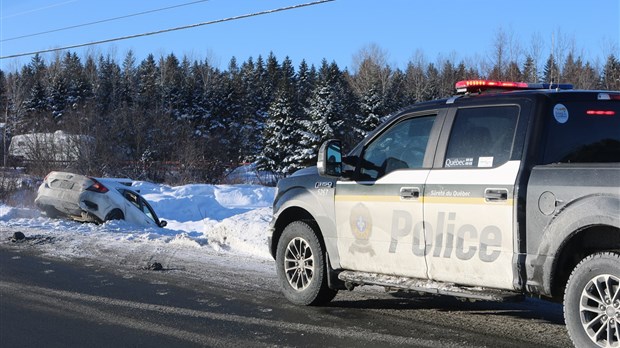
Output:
left=444, top=106, right=519, bottom=168
left=122, top=190, right=141, bottom=209
left=359, top=115, right=435, bottom=181
left=139, top=197, right=157, bottom=222
left=543, top=101, right=620, bottom=163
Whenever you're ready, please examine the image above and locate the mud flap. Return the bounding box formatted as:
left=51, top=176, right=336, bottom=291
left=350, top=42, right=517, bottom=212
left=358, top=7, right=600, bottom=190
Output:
left=326, top=252, right=346, bottom=290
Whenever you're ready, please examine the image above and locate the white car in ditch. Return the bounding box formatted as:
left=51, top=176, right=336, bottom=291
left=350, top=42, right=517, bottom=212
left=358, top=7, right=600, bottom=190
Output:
left=35, top=171, right=167, bottom=228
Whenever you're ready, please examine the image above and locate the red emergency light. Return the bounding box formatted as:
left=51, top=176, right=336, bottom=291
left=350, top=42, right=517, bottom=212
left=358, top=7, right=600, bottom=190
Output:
left=455, top=80, right=573, bottom=94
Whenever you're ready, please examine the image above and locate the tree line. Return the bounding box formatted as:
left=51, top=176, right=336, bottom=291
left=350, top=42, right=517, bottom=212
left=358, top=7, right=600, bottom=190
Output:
left=1, top=40, right=619, bottom=184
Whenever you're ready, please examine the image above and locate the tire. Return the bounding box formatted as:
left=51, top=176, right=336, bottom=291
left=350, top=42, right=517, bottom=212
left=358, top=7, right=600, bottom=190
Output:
left=275, top=221, right=337, bottom=306
left=564, top=252, right=620, bottom=348
left=105, top=209, right=124, bottom=221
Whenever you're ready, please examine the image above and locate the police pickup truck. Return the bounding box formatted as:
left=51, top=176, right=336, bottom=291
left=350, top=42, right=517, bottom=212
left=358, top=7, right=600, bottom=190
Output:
left=268, top=80, right=620, bottom=347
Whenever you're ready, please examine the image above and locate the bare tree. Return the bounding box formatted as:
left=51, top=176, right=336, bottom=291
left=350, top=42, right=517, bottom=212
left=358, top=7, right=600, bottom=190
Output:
left=527, top=32, right=545, bottom=81
left=405, top=50, right=431, bottom=103
left=350, top=43, right=392, bottom=97
left=488, top=27, right=522, bottom=81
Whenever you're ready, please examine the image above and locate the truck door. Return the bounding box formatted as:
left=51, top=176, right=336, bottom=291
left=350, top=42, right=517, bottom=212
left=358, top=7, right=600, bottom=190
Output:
left=424, top=105, right=521, bottom=290
left=335, top=113, right=441, bottom=278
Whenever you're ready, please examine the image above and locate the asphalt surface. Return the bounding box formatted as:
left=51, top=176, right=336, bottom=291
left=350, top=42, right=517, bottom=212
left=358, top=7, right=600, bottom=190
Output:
left=0, top=240, right=573, bottom=348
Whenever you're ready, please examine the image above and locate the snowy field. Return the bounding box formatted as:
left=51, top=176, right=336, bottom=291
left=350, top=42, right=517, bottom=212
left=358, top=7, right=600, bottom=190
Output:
left=0, top=182, right=277, bottom=272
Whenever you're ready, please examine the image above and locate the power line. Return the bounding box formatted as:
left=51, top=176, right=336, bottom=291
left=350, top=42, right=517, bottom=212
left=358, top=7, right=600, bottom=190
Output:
left=1, top=0, right=335, bottom=60
left=1, top=0, right=78, bottom=20
left=2, top=0, right=211, bottom=42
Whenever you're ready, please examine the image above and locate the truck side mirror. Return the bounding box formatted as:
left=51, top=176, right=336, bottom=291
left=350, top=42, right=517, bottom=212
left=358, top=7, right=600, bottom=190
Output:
left=318, top=140, right=343, bottom=177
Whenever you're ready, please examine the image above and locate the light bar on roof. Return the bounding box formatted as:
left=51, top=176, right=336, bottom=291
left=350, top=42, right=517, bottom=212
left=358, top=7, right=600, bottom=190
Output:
left=455, top=80, right=573, bottom=93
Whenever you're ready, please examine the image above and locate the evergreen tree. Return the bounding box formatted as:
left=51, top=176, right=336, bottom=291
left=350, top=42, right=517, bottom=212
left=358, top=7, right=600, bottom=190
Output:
left=160, top=53, right=183, bottom=118
left=61, top=52, right=92, bottom=107
left=95, top=55, right=122, bottom=117
left=208, top=57, right=244, bottom=163
left=578, top=62, right=599, bottom=90
left=25, top=77, right=48, bottom=115
left=23, top=53, right=48, bottom=111
left=522, top=56, right=538, bottom=83
left=120, top=51, right=137, bottom=108
left=191, top=58, right=216, bottom=137
left=296, top=60, right=315, bottom=112
left=562, top=53, right=582, bottom=86
left=542, top=54, right=560, bottom=84
left=386, top=68, right=410, bottom=110
left=239, top=57, right=265, bottom=159
left=424, top=63, right=440, bottom=101
left=404, top=59, right=428, bottom=104
left=505, top=61, right=522, bottom=82
left=439, top=59, right=457, bottom=97
left=260, top=84, right=300, bottom=176
left=136, top=54, right=160, bottom=112
left=298, top=60, right=346, bottom=168
left=349, top=49, right=393, bottom=137
left=259, top=56, right=304, bottom=175
left=602, top=55, right=620, bottom=90
left=265, top=52, right=281, bottom=98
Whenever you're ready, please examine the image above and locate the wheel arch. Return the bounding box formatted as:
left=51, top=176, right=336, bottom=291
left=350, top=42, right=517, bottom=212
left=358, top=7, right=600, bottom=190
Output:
left=550, top=224, right=620, bottom=300
left=271, top=206, right=322, bottom=258
left=105, top=208, right=125, bottom=221
left=528, top=195, right=620, bottom=300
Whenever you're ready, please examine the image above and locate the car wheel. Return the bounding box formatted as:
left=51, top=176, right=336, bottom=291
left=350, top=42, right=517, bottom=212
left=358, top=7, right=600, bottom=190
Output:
left=275, top=221, right=337, bottom=306
left=564, top=252, right=620, bottom=348
left=105, top=209, right=124, bottom=221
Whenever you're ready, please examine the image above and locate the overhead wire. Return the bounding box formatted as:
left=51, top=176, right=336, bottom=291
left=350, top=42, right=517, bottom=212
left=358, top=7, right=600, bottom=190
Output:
left=1, top=0, right=78, bottom=20
left=1, top=0, right=335, bottom=60
left=2, top=0, right=211, bottom=42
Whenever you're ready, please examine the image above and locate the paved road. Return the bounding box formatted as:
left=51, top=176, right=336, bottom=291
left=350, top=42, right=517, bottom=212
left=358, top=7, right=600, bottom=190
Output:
left=0, top=245, right=572, bottom=347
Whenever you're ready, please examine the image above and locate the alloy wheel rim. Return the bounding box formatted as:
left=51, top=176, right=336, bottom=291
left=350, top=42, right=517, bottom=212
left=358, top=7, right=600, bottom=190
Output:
left=284, top=237, right=314, bottom=291
left=579, top=274, right=620, bottom=347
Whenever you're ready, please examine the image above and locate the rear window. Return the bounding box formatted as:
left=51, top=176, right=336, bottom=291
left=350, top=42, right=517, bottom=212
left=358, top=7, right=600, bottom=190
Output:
left=542, top=100, right=620, bottom=163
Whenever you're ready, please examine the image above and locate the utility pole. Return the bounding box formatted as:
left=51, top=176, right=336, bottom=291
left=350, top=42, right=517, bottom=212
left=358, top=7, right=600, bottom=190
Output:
left=3, top=105, right=7, bottom=168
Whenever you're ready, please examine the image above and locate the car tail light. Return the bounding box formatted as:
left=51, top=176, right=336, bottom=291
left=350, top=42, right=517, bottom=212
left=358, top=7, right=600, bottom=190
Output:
left=86, top=178, right=109, bottom=193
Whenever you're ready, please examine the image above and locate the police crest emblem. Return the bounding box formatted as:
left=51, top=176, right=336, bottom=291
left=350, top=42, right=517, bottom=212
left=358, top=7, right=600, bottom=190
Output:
left=349, top=203, right=375, bottom=256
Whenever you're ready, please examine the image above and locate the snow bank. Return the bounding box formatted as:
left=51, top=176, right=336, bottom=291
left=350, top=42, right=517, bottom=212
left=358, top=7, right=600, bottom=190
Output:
left=0, top=182, right=276, bottom=260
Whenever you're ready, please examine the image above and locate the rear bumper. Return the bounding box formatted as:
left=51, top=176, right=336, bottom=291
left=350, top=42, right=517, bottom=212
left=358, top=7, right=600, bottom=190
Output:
left=35, top=194, right=82, bottom=216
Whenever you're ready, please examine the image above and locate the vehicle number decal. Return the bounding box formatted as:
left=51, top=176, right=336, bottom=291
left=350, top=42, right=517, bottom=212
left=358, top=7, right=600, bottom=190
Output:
left=315, top=181, right=333, bottom=189
left=315, top=181, right=333, bottom=196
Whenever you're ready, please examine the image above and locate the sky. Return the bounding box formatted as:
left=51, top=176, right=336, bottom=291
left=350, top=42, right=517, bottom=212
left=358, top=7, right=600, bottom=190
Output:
left=0, top=0, right=619, bottom=73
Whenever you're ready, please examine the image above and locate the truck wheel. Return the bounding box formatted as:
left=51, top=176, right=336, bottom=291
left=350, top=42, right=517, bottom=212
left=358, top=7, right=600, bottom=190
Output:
left=564, top=252, right=620, bottom=348
left=275, top=221, right=337, bottom=306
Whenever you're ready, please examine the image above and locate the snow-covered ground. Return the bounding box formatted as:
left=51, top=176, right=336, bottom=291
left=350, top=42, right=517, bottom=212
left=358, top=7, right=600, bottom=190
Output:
left=0, top=182, right=277, bottom=266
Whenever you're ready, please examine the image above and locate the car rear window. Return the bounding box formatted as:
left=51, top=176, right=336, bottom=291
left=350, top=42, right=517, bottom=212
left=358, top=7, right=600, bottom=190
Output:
left=542, top=99, right=620, bottom=163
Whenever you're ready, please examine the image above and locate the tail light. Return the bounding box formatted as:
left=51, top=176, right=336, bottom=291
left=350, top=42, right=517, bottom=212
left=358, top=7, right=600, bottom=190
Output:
left=86, top=178, right=109, bottom=193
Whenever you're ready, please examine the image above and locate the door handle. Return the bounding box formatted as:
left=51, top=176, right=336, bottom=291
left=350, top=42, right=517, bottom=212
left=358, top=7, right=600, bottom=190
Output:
left=400, top=187, right=420, bottom=200
left=485, top=188, right=508, bottom=202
